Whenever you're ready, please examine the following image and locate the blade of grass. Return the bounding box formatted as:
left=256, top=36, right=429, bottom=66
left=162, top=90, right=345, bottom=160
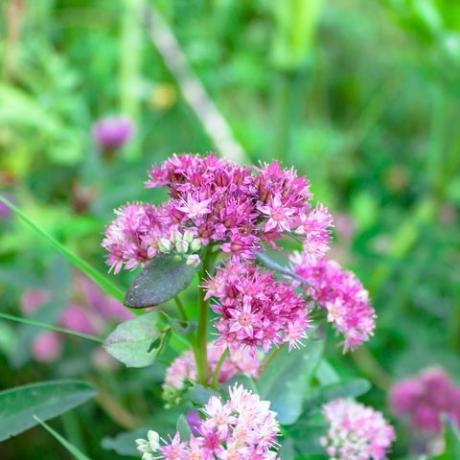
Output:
left=33, top=416, right=92, bottom=460
left=0, top=312, right=103, bottom=344
left=0, top=195, right=124, bottom=302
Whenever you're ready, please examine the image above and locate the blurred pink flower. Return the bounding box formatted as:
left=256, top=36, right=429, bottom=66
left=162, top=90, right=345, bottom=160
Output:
left=163, top=341, right=260, bottom=392
left=31, top=331, right=62, bottom=362
left=389, top=367, right=460, bottom=433
left=92, top=115, right=133, bottom=151
left=59, top=304, right=97, bottom=335
left=20, top=289, right=51, bottom=315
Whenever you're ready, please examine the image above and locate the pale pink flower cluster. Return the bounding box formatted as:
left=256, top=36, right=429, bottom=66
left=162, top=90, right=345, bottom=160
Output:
left=137, top=385, right=280, bottom=460
left=103, top=154, right=332, bottom=273
left=205, top=260, right=310, bottom=352
left=163, top=341, right=260, bottom=391
left=293, top=255, right=375, bottom=351
left=321, top=399, right=395, bottom=460
left=389, top=367, right=460, bottom=433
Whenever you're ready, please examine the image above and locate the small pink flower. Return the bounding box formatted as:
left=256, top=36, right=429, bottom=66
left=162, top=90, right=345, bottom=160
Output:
left=176, top=194, right=212, bottom=220
left=257, top=194, right=295, bottom=233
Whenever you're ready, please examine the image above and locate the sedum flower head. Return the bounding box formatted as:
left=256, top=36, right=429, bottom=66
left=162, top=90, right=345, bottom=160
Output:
left=292, top=255, right=375, bottom=351
left=103, top=154, right=332, bottom=273
left=389, top=367, right=460, bottom=433
left=205, top=260, right=310, bottom=352
left=136, top=384, right=280, bottom=460
left=321, top=399, right=395, bottom=460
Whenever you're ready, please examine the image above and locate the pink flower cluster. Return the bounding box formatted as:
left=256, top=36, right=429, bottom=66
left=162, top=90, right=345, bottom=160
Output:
left=293, top=255, right=375, bottom=351
left=389, top=367, right=460, bottom=433
left=163, top=341, right=260, bottom=391
left=21, top=275, right=132, bottom=362
left=103, top=154, right=332, bottom=273
left=205, top=260, right=310, bottom=352
left=321, top=399, right=395, bottom=460
left=136, top=384, right=280, bottom=460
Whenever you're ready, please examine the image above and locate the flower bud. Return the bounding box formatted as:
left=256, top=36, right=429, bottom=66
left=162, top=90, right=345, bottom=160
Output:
left=135, top=439, right=149, bottom=453
left=186, top=254, right=201, bottom=267
left=176, top=239, right=189, bottom=254
left=147, top=431, right=160, bottom=451
left=158, top=238, right=172, bottom=253
left=183, top=230, right=194, bottom=243
left=171, top=230, right=182, bottom=243
left=190, top=238, right=202, bottom=252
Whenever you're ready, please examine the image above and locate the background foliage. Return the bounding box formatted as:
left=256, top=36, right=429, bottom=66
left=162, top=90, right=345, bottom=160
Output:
left=0, top=0, right=459, bottom=458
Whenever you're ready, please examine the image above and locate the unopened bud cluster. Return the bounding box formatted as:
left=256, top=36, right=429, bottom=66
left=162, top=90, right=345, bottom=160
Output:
left=158, top=230, right=202, bottom=267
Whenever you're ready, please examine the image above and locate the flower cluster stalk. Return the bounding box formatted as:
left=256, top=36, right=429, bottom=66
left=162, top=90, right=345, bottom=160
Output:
left=195, top=247, right=213, bottom=385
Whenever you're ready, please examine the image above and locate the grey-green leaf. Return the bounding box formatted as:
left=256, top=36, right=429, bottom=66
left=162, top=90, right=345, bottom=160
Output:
left=257, top=339, right=324, bottom=425
left=124, top=255, right=199, bottom=308
left=303, top=378, right=371, bottom=413
left=0, top=380, right=96, bottom=441
left=176, top=415, right=192, bottom=441
left=103, top=312, right=160, bottom=367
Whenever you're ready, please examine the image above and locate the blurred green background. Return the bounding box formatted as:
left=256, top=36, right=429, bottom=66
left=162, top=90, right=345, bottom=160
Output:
left=1, top=0, right=459, bottom=458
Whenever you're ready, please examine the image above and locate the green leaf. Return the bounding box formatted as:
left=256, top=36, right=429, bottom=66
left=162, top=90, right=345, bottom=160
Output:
left=102, top=408, right=184, bottom=456
left=0, top=380, right=96, bottom=441
left=279, top=437, right=295, bottom=460
left=257, top=339, right=324, bottom=425
left=103, top=312, right=161, bottom=367
left=102, top=427, right=148, bottom=456
left=315, top=359, right=340, bottom=385
left=33, top=416, right=92, bottom=460
left=185, top=384, right=219, bottom=406
left=435, top=416, right=460, bottom=459
left=124, top=255, right=199, bottom=308
left=303, top=378, right=371, bottom=413
left=0, top=195, right=124, bottom=302
left=176, top=415, right=191, bottom=441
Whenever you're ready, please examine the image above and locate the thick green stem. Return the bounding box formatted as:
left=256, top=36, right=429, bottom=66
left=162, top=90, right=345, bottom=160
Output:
left=195, top=248, right=213, bottom=385
left=211, top=347, right=229, bottom=388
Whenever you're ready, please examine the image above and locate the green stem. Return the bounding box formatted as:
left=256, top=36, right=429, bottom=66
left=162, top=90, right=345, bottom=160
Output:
left=260, top=343, right=286, bottom=375
left=195, top=248, right=213, bottom=385
left=351, top=347, right=392, bottom=391
left=174, top=295, right=188, bottom=326
left=211, top=347, right=229, bottom=388
left=0, top=312, right=103, bottom=343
